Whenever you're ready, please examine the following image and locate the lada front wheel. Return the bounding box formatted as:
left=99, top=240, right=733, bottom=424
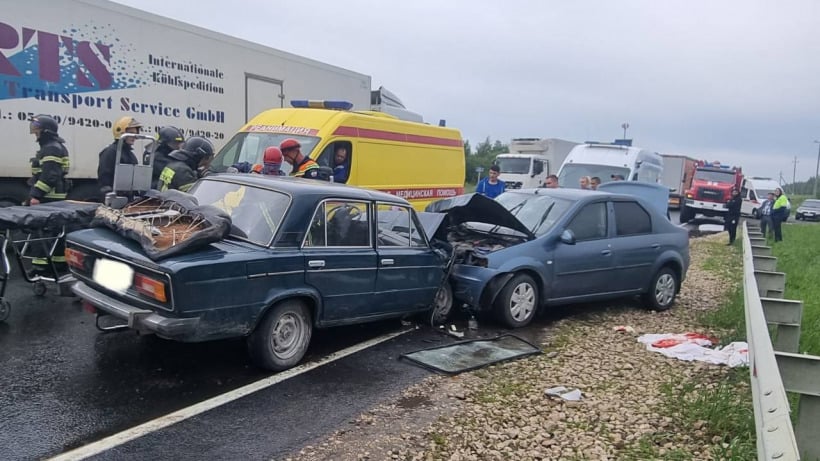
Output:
left=494, top=274, right=538, bottom=328
left=248, top=300, right=312, bottom=372
left=427, top=282, right=453, bottom=326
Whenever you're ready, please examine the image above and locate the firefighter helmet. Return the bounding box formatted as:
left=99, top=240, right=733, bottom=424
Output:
left=29, top=114, right=59, bottom=136
left=156, top=126, right=185, bottom=147
left=263, top=146, right=283, bottom=164
left=112, top=116, right=143, bottom=139
left=279, top=138, right=301, bottom=152
left=183, top=136, right=214, bottom=162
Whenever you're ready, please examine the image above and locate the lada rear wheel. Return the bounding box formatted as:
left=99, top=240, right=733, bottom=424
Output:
left=248, top=300, right=312, bottom=372
left=642, top=267, right=678, bottom=311
left=494, top=274, right=538, bottom=328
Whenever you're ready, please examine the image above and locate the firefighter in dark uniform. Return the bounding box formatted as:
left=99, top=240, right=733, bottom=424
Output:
left=97, top=116, right=142, bottom=198
left=157, top=137, right=214, bottom=192
left=144, top=126, right=185, bottom=189
left=27, top=114, right=70, bottom=274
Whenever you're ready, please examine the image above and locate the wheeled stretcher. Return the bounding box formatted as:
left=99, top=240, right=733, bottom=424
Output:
left=0, top=200, right=100, bottom=321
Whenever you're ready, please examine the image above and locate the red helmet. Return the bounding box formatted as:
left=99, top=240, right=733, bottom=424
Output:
left=279, top=138, right=301, bottom=152
left=263, top=146, right=283, bottom=164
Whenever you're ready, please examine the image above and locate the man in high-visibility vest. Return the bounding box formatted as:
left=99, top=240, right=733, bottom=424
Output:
left=280, top=138, right=329, bottom=181
left=27, top=114, right=71, bottom=275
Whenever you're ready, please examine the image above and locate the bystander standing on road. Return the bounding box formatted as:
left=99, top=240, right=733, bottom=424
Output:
left=590, top=177, right=601, bottom=190
left=771, top=187, right=789, bottom=242
left=724, top=187, right=742, bottom=245
left=543, top=174, right=559, bottom=189
left=758, top=192, right=775, bottom=239
left=476, top=165, right=505, bottom=199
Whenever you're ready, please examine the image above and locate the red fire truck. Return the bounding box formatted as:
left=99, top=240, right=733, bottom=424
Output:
left=679, top=161, right=743, bottom=223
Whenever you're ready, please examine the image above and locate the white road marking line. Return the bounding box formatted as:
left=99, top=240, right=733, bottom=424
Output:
left=48, top=328, right=413, bottom=461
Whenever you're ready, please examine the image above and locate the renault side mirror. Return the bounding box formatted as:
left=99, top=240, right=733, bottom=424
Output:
left=560, top=229, right=576, bottom=245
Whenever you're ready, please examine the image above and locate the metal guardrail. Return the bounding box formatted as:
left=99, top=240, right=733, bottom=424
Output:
left=743, top=222, right=820, bottom=461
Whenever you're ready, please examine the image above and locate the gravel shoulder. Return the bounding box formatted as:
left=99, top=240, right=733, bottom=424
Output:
left=285, top=233, right=748, bottom=461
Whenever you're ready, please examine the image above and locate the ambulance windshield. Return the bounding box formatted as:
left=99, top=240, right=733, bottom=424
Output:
left=210, top=132, right=321, bottom=174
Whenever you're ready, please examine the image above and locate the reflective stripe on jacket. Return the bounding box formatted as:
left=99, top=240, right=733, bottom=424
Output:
left=29, top=138, right=70, bottom=201
left=158, top=162, right=198, bottom=192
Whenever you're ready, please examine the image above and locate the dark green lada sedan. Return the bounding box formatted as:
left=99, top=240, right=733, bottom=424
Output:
left=65, top=174, right=452, bottom=371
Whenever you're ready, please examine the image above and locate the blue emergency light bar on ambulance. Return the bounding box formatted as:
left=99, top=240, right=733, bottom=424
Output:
left=290, top=100, right=354, bottom=110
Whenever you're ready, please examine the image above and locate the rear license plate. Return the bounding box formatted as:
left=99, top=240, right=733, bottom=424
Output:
left=93, top=258, right=134, bottom=294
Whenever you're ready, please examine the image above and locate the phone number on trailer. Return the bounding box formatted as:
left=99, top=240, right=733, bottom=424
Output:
left=2, top=112, right=225, bottom=139
left=1, top=111, right=113, bottom=128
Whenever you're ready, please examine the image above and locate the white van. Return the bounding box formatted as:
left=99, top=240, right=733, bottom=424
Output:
left=740, top=177, right=783, bottom=217
left=556, top=143, right=664, bottom=189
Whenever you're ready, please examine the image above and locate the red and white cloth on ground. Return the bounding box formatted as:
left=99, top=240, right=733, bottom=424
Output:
left=637, top=333, right=749, bottom=368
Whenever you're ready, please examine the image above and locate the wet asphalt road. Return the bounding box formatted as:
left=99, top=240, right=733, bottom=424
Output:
left=0, top=213, right=722, bottom=460
left=0, top=271, right=547, bottom=461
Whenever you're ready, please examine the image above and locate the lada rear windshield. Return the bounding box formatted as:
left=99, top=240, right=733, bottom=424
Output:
left=210, top=132, right=321, bottom=174
left=189, top=179, right=290, bottom=246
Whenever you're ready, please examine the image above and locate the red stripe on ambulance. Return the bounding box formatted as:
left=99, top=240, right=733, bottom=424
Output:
left=332, top=126, right=463, bottom=148
left=379, top=187, right=464, bottom=200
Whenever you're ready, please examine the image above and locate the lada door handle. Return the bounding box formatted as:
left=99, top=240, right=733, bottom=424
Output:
left=651, top=243, right=660, bottom=249
left=381, top=259, right=395, bottom=266
left=308, top=260, right=325, bottom=268
left=600, top=250, right=611, bottom=256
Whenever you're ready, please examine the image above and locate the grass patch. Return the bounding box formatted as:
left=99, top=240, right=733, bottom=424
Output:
left=622, top=369, right=756, bottom=460
left=698, top=238, right=747, bottom=342
left=662, top=368, right=756, bottom=459
left=430, top=432, right=447, bottom=447
left=769, top=223, right=820, bottom=355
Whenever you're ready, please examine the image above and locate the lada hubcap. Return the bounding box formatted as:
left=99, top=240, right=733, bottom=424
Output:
left=272, top=313, right=303, bottom=359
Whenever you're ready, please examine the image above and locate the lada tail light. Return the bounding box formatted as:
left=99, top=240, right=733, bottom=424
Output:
left=134, top=273, right=168, bottom=303
left=64, top=247, right=86, bottom=271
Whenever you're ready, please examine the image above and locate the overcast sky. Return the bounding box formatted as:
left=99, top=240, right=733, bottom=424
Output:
left=115, top=0, right=820, bottom=182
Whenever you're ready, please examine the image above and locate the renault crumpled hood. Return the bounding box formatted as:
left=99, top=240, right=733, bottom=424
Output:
left=424, top=193, right=535, bottom=240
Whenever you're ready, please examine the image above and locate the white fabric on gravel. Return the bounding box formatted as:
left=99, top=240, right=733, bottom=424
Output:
left=638, top=333, right=749, bottom=368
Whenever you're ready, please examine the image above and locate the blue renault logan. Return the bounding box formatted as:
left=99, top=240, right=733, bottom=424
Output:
left=426, top=188, right=690, bottom=328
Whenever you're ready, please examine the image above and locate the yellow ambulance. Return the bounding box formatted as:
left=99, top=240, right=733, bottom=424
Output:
left=210, top=100, right=465, bottom=210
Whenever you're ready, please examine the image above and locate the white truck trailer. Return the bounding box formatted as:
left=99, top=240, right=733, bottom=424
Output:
left=1, top=0, right=372, bottom=205
left=494, top=138, right=578, bottom=189
left=659, top=154, right=697, bottom=210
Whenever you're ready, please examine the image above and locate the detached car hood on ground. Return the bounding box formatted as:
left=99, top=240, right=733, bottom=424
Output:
left=424, top=193, right=535, bottom=240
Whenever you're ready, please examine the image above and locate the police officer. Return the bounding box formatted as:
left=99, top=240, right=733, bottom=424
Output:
left=27, top=114, right=70, bottom=275
left=157, top=137, right=214, bottom=192
left=280, top=138, right=329, bottom=180
left=97, top=116, right=143, bottom=197
left=144, top=126, right=185, bottom=189
left=28, top=115, right=70, bottom=205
